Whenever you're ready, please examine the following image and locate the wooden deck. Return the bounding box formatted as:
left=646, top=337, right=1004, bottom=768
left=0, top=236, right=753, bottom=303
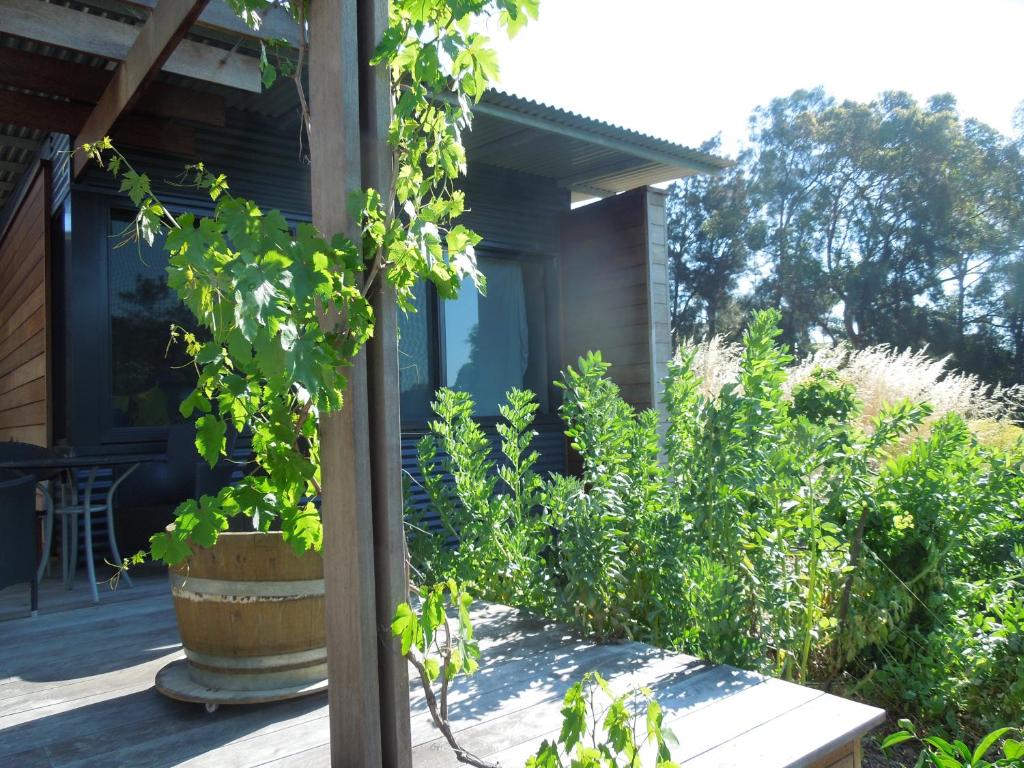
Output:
left=0, top=574, right=884, bottom=767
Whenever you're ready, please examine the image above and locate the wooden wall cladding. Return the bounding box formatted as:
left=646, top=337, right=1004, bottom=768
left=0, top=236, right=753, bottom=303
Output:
left=560, top=188, right=655, bottom=411
left=0, top=166, right=50, bottom=446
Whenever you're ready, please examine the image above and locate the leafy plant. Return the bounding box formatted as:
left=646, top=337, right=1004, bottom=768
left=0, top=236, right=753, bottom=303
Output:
left=409, top=309, right=1024, bottom=737
left=527, top=672, right=679, bottom=768
left=882, top=721, right=1023, bottom=767
left=392, top=581, right=491, bottom=767
left=82, top=0, right=541, bottom=565
left=410, top=387, right=549, bottom=606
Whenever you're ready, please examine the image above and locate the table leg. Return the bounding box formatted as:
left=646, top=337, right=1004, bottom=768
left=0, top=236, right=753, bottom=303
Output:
left=36, top=482, right=54, bottom=585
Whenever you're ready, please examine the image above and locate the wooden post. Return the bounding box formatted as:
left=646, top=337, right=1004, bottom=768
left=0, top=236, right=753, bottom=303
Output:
left=358, top=0, right=414, bottom=763
left=308, top=0, right=384, bottom=764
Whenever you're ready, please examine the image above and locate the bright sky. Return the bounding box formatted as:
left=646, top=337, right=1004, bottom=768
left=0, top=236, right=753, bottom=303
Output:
left=487, top=0, right=1024, bottom=159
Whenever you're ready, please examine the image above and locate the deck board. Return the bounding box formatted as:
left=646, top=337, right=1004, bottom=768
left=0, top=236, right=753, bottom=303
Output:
left=0, top=574, right=883, bottom=767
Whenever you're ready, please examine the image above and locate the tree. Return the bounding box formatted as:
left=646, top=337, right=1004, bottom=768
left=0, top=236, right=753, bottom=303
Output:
left=690, top=88, right=1024, bottom=384
left=665, top=138, right=763, bottom=343
left=746, top=88, right=839, bottom=355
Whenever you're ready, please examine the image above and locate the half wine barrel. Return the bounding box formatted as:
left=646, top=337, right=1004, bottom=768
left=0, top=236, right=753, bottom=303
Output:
left=169, top=531, right=326, bottom=693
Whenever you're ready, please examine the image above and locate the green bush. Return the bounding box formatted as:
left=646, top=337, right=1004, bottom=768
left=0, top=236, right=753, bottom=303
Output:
left=407, top=309, right=1024, bottom=737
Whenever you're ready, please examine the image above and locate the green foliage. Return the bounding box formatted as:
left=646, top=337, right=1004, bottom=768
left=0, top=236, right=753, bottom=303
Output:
left=410, top=309, right=1024, bottom=738
left=527, top=672, right=679, bottom=768
left=882, top=721, right=1023, bottom=767
left=669, top=88, right=1024, bottom=387
left=410, top=387, right=549, bottom=607
left=391, top=580, right=480, bottom=679
left=393, top=581, right=503, bottom=767
left=80, top=0, right=540, bottom=565
left=792, top=368, right=859, bottom=425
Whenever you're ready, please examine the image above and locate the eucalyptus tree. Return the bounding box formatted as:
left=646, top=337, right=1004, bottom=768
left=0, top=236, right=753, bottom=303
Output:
left=738, top=89, right=1024, bottom=382
left=665, top=138, right=763, bottom=343
left=746, top=88, right=839, bottom=354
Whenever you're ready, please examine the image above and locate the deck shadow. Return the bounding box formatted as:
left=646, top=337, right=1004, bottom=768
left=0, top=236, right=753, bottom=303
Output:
left=0, top=685, right=329, bottom=767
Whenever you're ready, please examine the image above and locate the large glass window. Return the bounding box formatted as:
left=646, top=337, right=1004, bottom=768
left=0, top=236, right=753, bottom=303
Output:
left=445, top=258, right=524, bottom=415
left=396, top=255, right=555, bottom=421
left=108, top=215, right=196, bottom=428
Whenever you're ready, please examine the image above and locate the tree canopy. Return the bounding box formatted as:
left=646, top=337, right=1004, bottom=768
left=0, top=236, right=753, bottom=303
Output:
left=667, top=89, right=1024, bottom=384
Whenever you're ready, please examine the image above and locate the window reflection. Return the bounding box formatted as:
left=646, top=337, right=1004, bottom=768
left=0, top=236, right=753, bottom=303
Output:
left=398, top=281, right=435, bottom=420
left=108, top=215, right=196, bottom=428
left=444, top=257, right=549, bottom=416
left=397, top=256, right=552, bottom=421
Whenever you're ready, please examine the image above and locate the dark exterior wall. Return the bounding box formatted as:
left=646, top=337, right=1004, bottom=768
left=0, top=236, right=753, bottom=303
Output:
left=0, top=164, right=50, bottom=446
left=559, top=187, right=668, bottom=413
left=460, top=161, right=565, bottom=256
left=51, top=116, right=570, bottom=547
left=75, top=115, right=569, bottom=255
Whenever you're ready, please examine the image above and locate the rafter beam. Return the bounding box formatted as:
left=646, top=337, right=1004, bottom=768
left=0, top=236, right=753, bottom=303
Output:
left=73, top=0, right=211, bottom=178
left=0, top=91, right=196, bottom=157
left=0, top=48, right=226, bottom=128
left=465, top=126, right=534, bottom=161
left=557, top=157, right=657, bottom=189
left=118, top=0, right=300, bottom=46
left=0, top=0, right=260, bottom=93
left=570, top=182, right=618, bottom=200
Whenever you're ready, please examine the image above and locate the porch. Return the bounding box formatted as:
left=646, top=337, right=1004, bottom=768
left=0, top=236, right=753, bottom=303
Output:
left=0, top=574, right=884, bottom=768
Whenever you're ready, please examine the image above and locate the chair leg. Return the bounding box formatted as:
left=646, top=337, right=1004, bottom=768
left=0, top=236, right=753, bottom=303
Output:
left=30, top=577, right=38, bottom=616
left=105, top=504, right=132, bottom=588
left=83, top=509, right=98, bottom=604
left=68, top=514, right=79, bottom=590
left=61, top=514, right=71, bottom=589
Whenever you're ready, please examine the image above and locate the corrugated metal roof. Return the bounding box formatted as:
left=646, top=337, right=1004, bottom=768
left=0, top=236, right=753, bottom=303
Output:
left=467, top=90, right=730, bottom=199
left=481, top=90, right=729, bottom=173
left=0, top=2, right=729, bottom=213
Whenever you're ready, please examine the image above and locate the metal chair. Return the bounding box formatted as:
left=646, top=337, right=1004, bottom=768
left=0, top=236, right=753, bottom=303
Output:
left=59, top=463, right=140, bottom=603
left=0, top=473, right=40, bottom=615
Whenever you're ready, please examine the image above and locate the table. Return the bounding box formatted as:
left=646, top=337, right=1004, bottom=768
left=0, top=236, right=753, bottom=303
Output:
left=0, top=451, right=166, bottom=604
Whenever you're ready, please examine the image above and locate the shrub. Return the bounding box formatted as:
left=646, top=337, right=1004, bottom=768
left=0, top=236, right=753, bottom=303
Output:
left=682, top=337, right=1024, bottom=437
left=408, top=310, right=1024, bottom=737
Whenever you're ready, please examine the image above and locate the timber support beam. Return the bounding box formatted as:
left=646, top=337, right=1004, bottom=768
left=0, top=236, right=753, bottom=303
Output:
left=72, top=0, right=211, bottom=178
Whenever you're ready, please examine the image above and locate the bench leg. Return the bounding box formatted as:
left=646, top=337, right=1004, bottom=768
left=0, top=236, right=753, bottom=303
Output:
left=808, top=738, right=861, bottom=768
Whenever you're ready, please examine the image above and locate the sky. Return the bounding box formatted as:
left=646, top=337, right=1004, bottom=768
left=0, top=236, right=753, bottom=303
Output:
left=486, top=0, right=1024, bottom=160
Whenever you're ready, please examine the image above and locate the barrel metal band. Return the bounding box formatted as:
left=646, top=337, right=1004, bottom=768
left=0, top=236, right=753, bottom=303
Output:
left=170, top=573, right=325, bottom=601
left=184, top=646, right=327, bottom=671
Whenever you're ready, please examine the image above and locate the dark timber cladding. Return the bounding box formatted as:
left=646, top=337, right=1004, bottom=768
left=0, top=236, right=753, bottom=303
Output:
left=0, top=164, right=51, bottom=446
left=560, top=187, right=670, bottom=412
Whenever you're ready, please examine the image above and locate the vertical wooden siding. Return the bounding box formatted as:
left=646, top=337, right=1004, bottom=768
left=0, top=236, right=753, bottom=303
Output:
left=560, top=187, right=661, bottom=411
left=0, top=165, right=50, bottom=446
left=645, top=188, right=671, bottom=426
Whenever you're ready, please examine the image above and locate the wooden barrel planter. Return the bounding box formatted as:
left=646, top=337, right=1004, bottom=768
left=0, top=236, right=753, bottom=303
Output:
left=157, top=531, right=326, bottom=705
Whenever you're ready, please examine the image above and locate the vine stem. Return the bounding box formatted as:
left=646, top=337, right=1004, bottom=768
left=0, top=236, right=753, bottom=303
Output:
left=406, top=649, right=499, bottom=768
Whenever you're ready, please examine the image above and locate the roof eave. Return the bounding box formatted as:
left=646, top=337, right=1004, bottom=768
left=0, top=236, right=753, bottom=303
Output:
left=473, top=94, right=732, bottom=178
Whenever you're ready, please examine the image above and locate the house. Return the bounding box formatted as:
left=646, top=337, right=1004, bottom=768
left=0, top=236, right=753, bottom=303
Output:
left=0, top=1, right=729, bottom=550
left=0, top=4, right=889, bottom=766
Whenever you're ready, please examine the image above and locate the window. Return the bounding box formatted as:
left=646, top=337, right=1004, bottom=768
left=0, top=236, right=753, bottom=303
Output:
left=108, top=214, right=196, bottom=428
left=398, top=281, right=437, bottom=421
left=398, top=255, right=552, bottom=420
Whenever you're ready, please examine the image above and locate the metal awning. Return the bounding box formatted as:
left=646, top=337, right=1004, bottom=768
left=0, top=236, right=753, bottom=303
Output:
left=470, top=90, right=731, bottom=201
